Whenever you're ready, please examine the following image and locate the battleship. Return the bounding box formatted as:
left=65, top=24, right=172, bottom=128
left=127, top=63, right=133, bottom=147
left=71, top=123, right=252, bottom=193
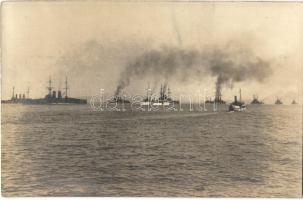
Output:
left=251, top=95, right=264, bottom=104
left=2, top=77, right=87, bottom=105
left=275, top=98, right=283, bottom=105
left=140, top=83, right=179, bottom=106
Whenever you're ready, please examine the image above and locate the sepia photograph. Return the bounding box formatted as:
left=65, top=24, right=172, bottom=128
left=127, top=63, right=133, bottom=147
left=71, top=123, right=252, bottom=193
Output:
left=1, top=1, right=302, bottom=197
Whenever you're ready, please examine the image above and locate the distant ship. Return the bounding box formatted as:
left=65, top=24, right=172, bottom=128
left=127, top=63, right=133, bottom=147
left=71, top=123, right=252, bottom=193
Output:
left=291, top=100, right=297, bottom=104
left=205, top=80, right=226, bottom=104
left=109, top=96, right=130, bottom=104
left=251, top=95, right=264, bottom=104
left=140, top=83, right=179, bottom=106
left=275, top=98, right=283, bottom=105
left=205, top=97, right=226, bottom=104
left=2, top=77, right=87, bottom=105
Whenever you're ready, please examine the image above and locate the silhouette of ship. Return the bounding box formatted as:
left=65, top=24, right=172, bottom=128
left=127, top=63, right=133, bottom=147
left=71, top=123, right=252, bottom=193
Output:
left=141, top=83, right=179, bottom=106
left=205, top=80, right=226, bottom=104
left=2, top=77, right=87, bottom=105
left=109, top=96, right=130, bottom=104
left=291, top=100, right=297, bottom=104
left=251, top=95, right=264, bottom=104
left=205, top=97, right=226, bottom=104
left=275, top=98, right=283, bottom=105
left=229, top=96, right=246, bottom=112
left=228, top=89, right=246, bottom=112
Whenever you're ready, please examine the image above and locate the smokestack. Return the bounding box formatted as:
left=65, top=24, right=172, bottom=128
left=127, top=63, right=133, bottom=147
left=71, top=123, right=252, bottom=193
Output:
left=160, top=84, right=163, bottom=99
left=22, top=94, right=25, bottom=99
left=52, top=91, right=56, bottom=98
left=12, top=86, right=15, bottom=100
left=19, top=94, right=21, bottom=99
left=234, top=96, right=237, bottom=103
left=58, top=90, right=62, bottom=99
left=114, top=45, right=272, bottom=96
left=64, top=76, right=68, bottom=99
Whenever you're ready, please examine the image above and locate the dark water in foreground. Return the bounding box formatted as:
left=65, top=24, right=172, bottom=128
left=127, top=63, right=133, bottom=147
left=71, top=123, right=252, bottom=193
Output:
left=1, top=104, right=302, bottom=197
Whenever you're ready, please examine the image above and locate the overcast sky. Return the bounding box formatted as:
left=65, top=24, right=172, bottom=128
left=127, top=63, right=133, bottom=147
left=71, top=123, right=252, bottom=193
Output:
left=2, top=2, right=302, bottom=103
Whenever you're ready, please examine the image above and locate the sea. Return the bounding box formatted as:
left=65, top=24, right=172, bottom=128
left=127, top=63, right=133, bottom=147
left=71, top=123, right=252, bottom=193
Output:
left=1, top=103, right=302, bottom=197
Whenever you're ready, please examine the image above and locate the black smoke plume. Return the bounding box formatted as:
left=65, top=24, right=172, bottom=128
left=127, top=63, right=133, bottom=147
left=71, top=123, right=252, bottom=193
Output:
left=114, top=45, right=272, bottom=96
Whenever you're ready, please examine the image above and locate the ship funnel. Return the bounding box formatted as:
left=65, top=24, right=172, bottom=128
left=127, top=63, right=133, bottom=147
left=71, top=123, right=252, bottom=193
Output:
left=234, top=96, right=237, bottom=103
left=52, top=91, right=56, bottom=98
left=11, top=86, right=15, bottom=100
left=58, top=91, right=62, bottom=99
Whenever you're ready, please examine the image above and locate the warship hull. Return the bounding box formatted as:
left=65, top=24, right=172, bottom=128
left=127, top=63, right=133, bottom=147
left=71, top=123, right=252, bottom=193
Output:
left=2, top=98, right=87, bottom=105
left=24, top=98, right=87, bottom=105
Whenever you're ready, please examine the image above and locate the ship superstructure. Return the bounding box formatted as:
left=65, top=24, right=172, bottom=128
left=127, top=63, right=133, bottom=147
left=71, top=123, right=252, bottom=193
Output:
left=275, top=98, right=283, bottom=105
left=109, top=96, right=131, bottom=104
left=251, top=94, right=264, bottom=104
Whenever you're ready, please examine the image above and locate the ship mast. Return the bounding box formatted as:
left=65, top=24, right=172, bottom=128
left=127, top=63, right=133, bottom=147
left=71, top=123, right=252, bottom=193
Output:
left=64, top=76, right=68, bottom=98
left=47, top=77, right=53, bottom=96
left=160, top=84, right=163, bottom=100
left=215, top=79, right=222, bottom=102
left=146, top=82, right=151, bottom=101
left=12, top=86, right=15, bottom=100
left=239, top=88, right=242, bottom=102
left=27, top=87, right=30, bottom=99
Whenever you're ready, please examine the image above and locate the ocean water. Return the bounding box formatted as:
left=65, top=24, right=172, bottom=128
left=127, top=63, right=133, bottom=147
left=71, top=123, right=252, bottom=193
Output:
left=1, top=104, right=302, bottom=197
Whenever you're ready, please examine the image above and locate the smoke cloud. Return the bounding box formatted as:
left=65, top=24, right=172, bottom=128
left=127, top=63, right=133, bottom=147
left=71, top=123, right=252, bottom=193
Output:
left=114, top=44, right=272, bottom=96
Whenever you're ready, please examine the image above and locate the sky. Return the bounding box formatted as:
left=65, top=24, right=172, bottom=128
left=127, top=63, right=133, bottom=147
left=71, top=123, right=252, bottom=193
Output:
left=2, top=2, right=303, bottom=103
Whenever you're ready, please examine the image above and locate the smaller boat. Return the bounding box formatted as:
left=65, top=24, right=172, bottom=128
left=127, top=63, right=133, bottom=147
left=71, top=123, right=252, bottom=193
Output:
left=229, top=96, right=246, bottom=112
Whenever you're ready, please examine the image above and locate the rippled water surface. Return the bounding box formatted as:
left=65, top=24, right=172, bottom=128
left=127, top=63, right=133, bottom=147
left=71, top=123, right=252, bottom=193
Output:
left=1, top=104, right=302, bottom=197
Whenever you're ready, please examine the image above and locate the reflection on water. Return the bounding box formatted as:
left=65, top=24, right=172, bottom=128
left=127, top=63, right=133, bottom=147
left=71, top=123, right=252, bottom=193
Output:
left=1, top=104, right=302, bottom=197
